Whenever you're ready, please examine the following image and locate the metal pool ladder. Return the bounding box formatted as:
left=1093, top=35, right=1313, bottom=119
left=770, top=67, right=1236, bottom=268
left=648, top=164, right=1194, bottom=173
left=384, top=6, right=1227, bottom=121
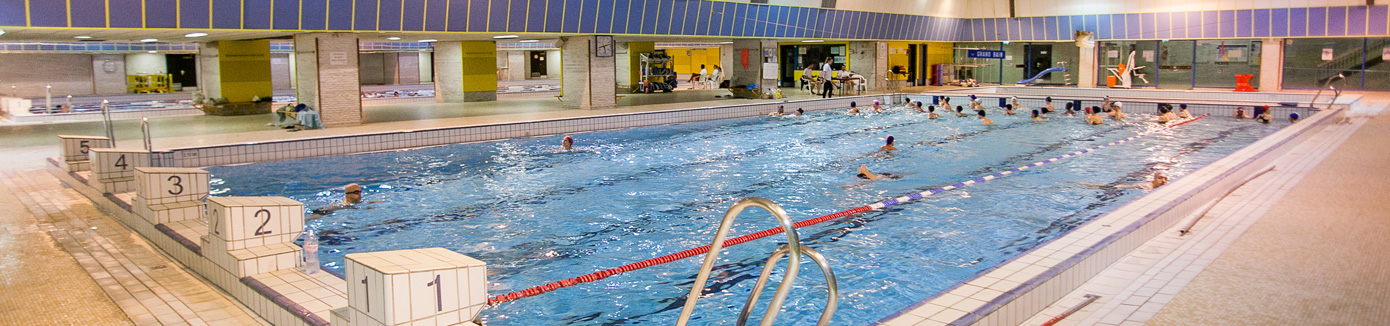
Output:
left=674, top=197, right=839, bottom=326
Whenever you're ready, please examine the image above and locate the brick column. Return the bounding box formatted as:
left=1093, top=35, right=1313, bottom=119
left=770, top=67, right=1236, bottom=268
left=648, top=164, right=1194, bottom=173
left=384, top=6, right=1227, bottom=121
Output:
left=293, top=33, right=362, bottom=127
left=560, top=36, right=616, bottom=110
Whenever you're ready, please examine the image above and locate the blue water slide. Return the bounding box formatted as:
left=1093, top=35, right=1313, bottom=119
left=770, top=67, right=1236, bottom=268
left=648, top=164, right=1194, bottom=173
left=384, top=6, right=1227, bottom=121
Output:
left=1017, top=67, right=1067, bottom=84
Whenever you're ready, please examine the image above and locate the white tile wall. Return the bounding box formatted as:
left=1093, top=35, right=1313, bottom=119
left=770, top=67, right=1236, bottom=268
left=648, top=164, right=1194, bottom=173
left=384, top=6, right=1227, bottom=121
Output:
left=90, top=149, right=151, bottom=193
left=59, top=135, right=111, bottom=164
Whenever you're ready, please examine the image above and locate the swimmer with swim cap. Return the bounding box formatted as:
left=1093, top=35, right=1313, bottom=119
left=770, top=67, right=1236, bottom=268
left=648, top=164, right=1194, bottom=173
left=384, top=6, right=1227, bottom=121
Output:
left=1177, top=104, right=1193, bottom=119
left=956, top=105, right=968, bottom=118
left=880, top=135, right=898, bottom=151
left=1004, top=104, right=1016, bottom=115
left=310, top=183, right=377, bottom=219
left=343, top=183, right=363, bottom=204
left=1255, top=105, right=1273, bottom=124
left=1032, top=109, right=1043, bottom=121
left=796, top=108, right=805, bottom=116
left=1290, top=112, right=1300, bottom=123
left=913, top=101, right=926, bottom=113
left=1069, top=172, right=1168, bottom=191
left=1109, top=102, right=1127, bottom=120
left=770, top=105, right=785, bottom=116
left=562, top=136, right=574, bottom=151
left=978, top=110, right=993, bottom=125
left=848, top=101, right=861, bottom=114
left=927, top=105, right=940, bottom=119
left=1044, top=97, right=1055, bottom=114
left=872, top=100, right=885, bottom=113
left=1065, top=102, right=1076, bottom=116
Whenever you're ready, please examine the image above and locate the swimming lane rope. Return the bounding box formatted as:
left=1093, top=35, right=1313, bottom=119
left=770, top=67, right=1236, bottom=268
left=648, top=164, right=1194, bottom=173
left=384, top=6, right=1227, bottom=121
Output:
left=487, top=114, right=1210, bottom=306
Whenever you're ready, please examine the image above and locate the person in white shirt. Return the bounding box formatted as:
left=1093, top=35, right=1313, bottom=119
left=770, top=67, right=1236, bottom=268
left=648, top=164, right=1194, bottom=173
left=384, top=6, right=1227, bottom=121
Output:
left=822, top=58, right=835, bottom=98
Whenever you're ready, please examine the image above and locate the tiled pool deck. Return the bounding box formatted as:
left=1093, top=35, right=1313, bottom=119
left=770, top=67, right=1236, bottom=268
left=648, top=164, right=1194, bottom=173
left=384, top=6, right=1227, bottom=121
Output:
left=4, top=90, right=1387, bottom=325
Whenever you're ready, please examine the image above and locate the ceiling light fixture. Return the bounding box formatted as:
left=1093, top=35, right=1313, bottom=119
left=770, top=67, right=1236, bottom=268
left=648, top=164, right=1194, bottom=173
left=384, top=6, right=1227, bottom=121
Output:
left=184, top=32, right=208, bottom=38
left=493, top=35, right=520, bottom=39
left=801, top=39, right=824, bottom=43
left=719, top=41, right=734, bottom=44
left=148, top=51, right=158, bottom=54
left=0, top=29, right=6, bottom=36
left=419, top=39, right=438, bottom=43
left=518, top=40, right=539, bottom=43
left=75, top=35, right=93, bottom=39
left=140, top=38, right=158, bottom=42
left=386, top=36, right=401, bottom=40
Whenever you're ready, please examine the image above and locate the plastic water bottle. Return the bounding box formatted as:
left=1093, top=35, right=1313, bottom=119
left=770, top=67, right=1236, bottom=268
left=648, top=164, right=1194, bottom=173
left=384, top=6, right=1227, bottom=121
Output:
left=302, top=226, right=320, bottom=274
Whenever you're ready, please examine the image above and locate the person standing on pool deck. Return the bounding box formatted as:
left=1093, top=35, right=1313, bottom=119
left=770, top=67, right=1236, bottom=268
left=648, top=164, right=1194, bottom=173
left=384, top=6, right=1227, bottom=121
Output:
left=1177, top=104, right=1193, bottom=119
left=822, top=58, right=835, bottom=99
left=927, top=105, right=940, bottom=119
left=978, top=110, right=994, bottom=125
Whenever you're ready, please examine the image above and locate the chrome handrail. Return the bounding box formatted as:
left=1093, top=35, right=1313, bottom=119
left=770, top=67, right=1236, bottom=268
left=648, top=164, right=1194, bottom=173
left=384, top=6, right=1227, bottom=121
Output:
left=737, top=244, right=837, bottom=326
left=675, top=197, right=837, bottom=326
left=101, top=99, right=116, bottom=143
left=1309, top=73, right=1344, bottom=109
left=140, top=117, right=152, bottom=152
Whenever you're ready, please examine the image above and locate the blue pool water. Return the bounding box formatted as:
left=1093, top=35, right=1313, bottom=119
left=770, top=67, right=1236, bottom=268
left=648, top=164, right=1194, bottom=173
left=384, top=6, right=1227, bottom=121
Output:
left=208, top=108, right=1286, bottom=325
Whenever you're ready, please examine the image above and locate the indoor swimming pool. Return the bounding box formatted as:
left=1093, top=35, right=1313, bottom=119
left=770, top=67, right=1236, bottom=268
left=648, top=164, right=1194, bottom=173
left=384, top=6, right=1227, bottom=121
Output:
left=206, top=106, right=1290, bottom=325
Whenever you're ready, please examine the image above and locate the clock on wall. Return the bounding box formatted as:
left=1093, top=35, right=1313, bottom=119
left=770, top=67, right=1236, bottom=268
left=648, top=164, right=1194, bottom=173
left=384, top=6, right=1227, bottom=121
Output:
left=596, top=35, right=614, bottom=57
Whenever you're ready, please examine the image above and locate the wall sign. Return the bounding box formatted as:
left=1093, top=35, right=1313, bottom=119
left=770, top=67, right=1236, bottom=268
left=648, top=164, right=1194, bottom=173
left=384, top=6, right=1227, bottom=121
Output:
left=967, top=50, right=1005, bottom=59
left=1383, top=47, right=1390, bottom=61
left=330, top=52, right=348, bottom=65
left=1322, top=48, right=1334, bottom=61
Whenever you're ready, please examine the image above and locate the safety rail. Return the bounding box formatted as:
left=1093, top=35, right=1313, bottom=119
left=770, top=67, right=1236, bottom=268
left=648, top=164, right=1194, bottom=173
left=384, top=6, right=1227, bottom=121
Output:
left=1309, top=73, right=1345, bottom=110
left=140, top=117, right=153, bottom=151
left=101, top=99, right=116, bottom=143
left=675, top=197, right=838, bottom=326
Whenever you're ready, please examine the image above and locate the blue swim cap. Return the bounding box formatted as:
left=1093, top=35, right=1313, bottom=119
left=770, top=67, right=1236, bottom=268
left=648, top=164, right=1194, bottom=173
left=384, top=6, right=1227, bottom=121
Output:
left=915, top=101, right=922, bottom=107
left=1180, top=103, right=1188, bottom=109
left=1290, top=112, right=1300, bottom=119
left=970, top=94, right=977, bottom=99
left=1046, top=97, right=1053, bottom=102
left=851, top=101, right=857, bottom=107
left=886, top=135, right=895, bottom=144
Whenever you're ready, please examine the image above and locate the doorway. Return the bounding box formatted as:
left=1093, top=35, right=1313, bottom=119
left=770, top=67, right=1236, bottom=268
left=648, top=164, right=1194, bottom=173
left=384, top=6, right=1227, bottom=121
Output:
left=529, top=51, right=547, bottom=78
left=1025, top=44, right=1052, bottom=78
left=907, top=44, right=918, bottom=86
left=165, top=54, right=198, bottom=88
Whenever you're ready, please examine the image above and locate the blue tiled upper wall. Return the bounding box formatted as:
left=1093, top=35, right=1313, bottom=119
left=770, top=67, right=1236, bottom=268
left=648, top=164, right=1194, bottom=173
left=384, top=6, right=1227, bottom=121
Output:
left=1, top=1, right=1385, bottom=42
left=0, top=0, right=966, bottom=41
left=962, top=6, right=1390, bottom=42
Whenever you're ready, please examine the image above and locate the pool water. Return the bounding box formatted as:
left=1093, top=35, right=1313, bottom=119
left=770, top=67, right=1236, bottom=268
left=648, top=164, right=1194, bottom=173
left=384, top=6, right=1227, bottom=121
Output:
left=208, top=107, right=1286, bottom=325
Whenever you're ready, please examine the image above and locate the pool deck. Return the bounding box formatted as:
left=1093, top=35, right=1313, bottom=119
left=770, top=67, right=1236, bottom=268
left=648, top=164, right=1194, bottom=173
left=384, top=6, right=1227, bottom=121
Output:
left=2, top=89, right=1387, bottom=325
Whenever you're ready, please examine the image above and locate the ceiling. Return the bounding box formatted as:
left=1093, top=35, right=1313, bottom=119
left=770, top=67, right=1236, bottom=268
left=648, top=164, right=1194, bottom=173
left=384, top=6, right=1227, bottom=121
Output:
left=0, top=27, right=834, bottom=45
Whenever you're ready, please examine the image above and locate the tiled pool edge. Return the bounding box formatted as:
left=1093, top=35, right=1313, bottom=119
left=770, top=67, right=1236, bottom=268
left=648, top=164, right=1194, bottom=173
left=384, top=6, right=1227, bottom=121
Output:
left=145, top=95, right=898, bottom=168
left=874, top=107, right=1343, bottom=326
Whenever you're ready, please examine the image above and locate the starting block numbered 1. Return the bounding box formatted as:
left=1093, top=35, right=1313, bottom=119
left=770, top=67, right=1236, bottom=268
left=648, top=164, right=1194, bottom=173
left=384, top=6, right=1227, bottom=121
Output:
left=345, top=248, right=487, bottom=326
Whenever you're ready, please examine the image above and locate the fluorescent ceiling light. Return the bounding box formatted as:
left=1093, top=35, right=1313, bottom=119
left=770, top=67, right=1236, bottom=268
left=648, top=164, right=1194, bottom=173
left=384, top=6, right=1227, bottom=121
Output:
left=419, top=39, right=438, bottom=43
left=386, top=36, right=401, bottom=41
left=148, top=51, right=158, bottom=53
left=0, top=29, right=6, bottom=36
left=801, top=40, right=824, bottom=43
left=518, top=40, right=539, bottom=43
left=140, top=38, right=158, bottom=42
left=719, top=41, right=734, bottom=44
left=493, top=35, right=519, bottom=39
left=75, top=35, right=92, bottom=39
left=184, top=32, right=208, bottom=38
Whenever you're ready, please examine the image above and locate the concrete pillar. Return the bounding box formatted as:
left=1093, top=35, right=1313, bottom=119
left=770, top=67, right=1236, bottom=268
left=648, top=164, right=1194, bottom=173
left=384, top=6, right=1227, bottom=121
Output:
left=435, top=41, right=498, bottom=102
left=197, top=40, right=272, bottom=102
left=1077, top=44, right=1098, bottom=88
left=271, top=53, right=292, bottom=90
left=560, top=36, right=616, bottom=110
left=293, top=33, right=363, bottom=127
left=398, top=52, right=421, bottom=84
left=729, top=40, right=778, bottom=88
left=505, top=51, right=526, bottom=81
left=92, top=54, right=128, bottom=95
left=1260, top=38, right=1284, bottom=92
left=719, top=44, right=733, bottom=86
left=850, top=41, right=889, bottom=91
left=418, top=52, right=434, bottom=83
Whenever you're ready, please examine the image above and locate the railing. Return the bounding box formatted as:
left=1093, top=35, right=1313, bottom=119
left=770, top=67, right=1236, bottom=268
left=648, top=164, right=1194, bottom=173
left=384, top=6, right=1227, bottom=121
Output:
left=101, top=99, right=116, bottom=143
left=140, top=117, right=153, bottom=152
left=674, top=197, right=839, bottom=326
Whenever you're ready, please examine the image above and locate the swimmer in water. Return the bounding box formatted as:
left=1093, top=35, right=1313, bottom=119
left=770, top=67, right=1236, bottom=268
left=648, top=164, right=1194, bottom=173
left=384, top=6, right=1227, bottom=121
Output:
left=795, top=108, right=805, bottom=116
left=1109, top=102, right=1127, bottom=120
left=956, top=105, right=968, bottom=118
left=1010, top=96, right=1021, bottom=111
left=1004, top=104, right=1016, bottom=115
left=1290, top=112, right=1300, bottom=123
left=1044, top=97, right=1055, bottom=114
left=969, top=95, right=985, bottom=111
left=912, top=101, right=926, bottom=113
left=927, top=105, right=940, bottom=119
left=843, top=164, right=900, bottom=188
left=1086, top=107, right=1104, bottom=125
left=879, top=135, right=898, bottom=152
left=1177, top=104, right=1193, bottom=119
left=848, top=101, right=861, bottom=114
left=562, top=136, right=575, bottom=151
left=871, top=100, right=885, bottom=113
left=309, top=183, right=379, bottom=219
left=1255, top=106, right=1273, bottom=124
left=1032, top=109, right=1043, bottom=121
left=1235, top=107, right=1249, bottom=119
left=978, top=110, right=993, bottom=125
left=769, top=105, right=785, bottom=116
left=1069, top=172, right=1168, bottom=191
left=940, top=96, right=952, bottom=109
left=1065, top=102, right=1076, bottom=116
